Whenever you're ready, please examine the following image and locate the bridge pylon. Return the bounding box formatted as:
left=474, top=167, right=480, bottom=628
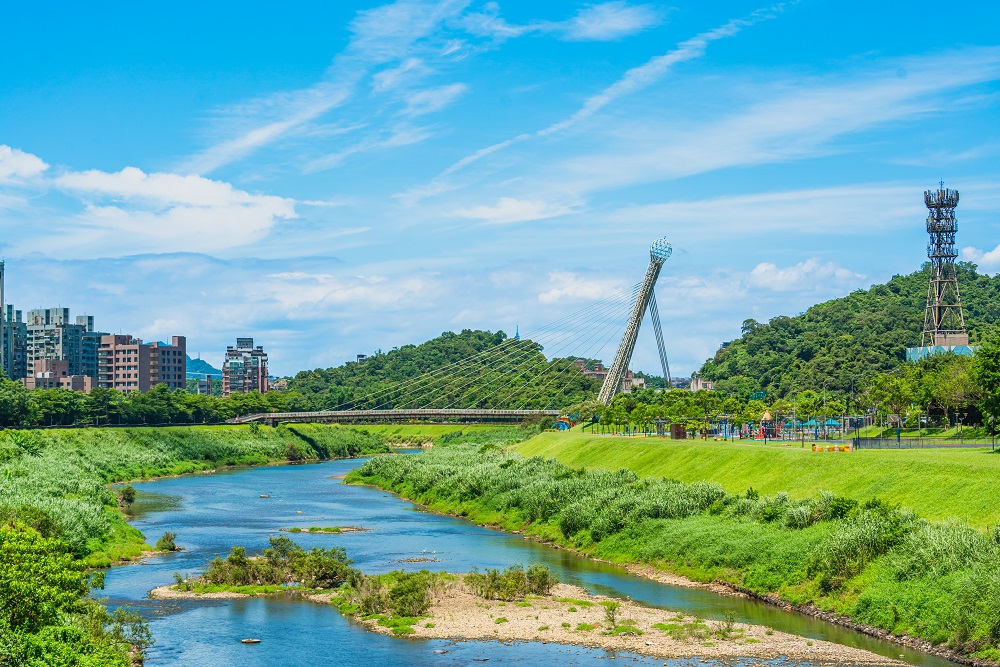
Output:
left=597, top=238, right=672, bottom=405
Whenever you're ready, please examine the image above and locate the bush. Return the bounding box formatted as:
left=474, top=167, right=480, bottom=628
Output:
left=465, top=565, right=558, bottom=601
left=119, top=485, right=137, bottom=505
left=155, top=531, right=177, bottom=552
left=388, top=571, right=433, bottom=617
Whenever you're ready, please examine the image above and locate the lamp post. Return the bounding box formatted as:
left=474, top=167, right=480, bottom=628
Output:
left=822, top=381, right=829, bottom=440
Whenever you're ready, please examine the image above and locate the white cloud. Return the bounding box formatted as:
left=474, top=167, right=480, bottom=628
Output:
left=304, top=124, right=434, bottom=172
left=539, top=8, right=777, bottom=136
left=181, top=0, right=471, bottom=174
left=456, top=196, right=577, bottom=224
left=404, top=82, right=468, bottom=115
left=538, top=271, right=624, bottom=303
left=745, top=258, right=865, bottom=292
left=460, top=1, right=662, bottom=42
left=611, top=184, right=923, bottom=238
left=403, top=5, right=776, bottom=200
left=560, top=2, right=664, bottom=41
left=962, top=245, right=1000, bottom=269
left=560, top=48, right=1000, bottom=192
left=52, top=167, right=296, bottom=253
left=373, top=58, right=429, bottom=92
left=0, top=145, right=48, bottom=183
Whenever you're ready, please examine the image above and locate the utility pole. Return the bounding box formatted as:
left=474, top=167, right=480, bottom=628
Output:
left=598, top=238, right=672, bottom=405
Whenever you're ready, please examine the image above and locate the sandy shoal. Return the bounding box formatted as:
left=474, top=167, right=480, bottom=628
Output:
left=328, top=582, right=903, bottom=664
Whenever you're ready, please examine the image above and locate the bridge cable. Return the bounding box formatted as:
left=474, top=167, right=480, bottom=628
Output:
left=455, top=288, right=640, bottom=410
left=348, top=283, right=642, bottom=410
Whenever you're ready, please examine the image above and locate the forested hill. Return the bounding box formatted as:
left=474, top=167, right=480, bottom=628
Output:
left=698, top=263, right=1000, bottom=397
left=288, top=329, right=600, bottom=410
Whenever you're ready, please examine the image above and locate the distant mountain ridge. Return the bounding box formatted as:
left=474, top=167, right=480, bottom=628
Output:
left=698, top=263, right=1000, bottom=397
left=186, top=356, right=222, bottom=378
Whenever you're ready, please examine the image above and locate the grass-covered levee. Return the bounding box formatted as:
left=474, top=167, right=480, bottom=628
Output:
left=0, top=424, right=389, bottom=666
left=347, top=443, right=1000, bottom=663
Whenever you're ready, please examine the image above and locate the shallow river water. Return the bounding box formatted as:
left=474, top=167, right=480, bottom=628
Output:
left=103, top=455, right=956, bottom=667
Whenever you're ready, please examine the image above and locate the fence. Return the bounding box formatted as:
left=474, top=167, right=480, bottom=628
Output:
left=853, top=436, right=996, bottom=449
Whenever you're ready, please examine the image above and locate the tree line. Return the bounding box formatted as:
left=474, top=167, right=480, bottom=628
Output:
left=0, top=381, right=307, bottom=427
left=565, top=336, right=1000, bottom=434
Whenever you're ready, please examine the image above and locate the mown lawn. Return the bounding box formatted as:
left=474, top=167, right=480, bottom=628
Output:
left=514, top=432, right=1000, bottom=527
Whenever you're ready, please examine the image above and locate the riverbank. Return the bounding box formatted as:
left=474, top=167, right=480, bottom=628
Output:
left=0, top=424, right=393, bottom=666
left=514, top=431, right=1000, bottom=527
left=348, top=443, right=1000, bottom=666
left=151, top=579, right=901, bottom=664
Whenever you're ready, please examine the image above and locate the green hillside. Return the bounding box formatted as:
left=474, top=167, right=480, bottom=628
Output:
left=186, top=355, right=222, bottom=378
left=699, top=263, right=1000, bottom=396
left=288, top=329, right=600, bottom=410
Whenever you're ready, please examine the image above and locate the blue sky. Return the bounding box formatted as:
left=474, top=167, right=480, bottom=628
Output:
left=1, top=0, right=999, bottom=377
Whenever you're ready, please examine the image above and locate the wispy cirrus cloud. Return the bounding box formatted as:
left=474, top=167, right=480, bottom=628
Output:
left=404, top=82, right=469, bottom=116
left=558, top=48, right=1000, bottom=193
left=609, top=183, right=924, bottom=239
left=180, top=0, right=472, bottom=175
left=461, top=1, right=663, bottom=42
left=455, top=196, right=578, bottom=224
left=400, top=4, right=783, bottom=203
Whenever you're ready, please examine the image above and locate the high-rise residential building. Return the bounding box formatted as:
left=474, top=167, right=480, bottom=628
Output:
left=222, top=337, right=268, bottom=397
left=97, top=334, right=187, bottom=393
left=25, top=308, right=92, bottom=376
left=2, top=305, right=27, bottom=381
left=0, top=260, right=5, bottom=376
left=76, top=315, right=109, bottom=379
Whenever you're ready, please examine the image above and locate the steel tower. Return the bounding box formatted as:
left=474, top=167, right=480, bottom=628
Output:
left=922, top=184, right=968, bottom=346
left=598, top=238, right=672, bottom=404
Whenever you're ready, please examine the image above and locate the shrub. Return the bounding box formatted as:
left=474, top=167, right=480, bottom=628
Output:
left=119, top=485, right=137, bottom=505
left=465, top=565, right=558, bottom=601
left=155, top=531, right=177, bottom=552
left=388, top=571, right=433, bottom=617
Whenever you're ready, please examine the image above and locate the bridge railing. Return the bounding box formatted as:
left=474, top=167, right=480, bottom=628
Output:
left=228, top=408, right=560, bottom=425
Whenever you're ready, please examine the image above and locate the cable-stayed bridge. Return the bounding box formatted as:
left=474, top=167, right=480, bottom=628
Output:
left=233, top=239, right=673, bottom=425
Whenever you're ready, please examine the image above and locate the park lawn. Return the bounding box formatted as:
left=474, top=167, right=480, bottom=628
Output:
left=514, top=431, right=1000, bottom=528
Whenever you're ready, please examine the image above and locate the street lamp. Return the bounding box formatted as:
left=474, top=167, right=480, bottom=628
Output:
left=822, top=381, right=829, bottom=440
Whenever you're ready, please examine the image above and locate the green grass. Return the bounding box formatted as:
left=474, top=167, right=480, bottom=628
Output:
left=184, top=583, right=294, bottom=596
left=0, top=424, right=389, bottom=561
left=354, top=424, right=494, bottom=444
left=514, top=431, right=1000, bottom=527
left=349, top=442, right=1000, bottom=662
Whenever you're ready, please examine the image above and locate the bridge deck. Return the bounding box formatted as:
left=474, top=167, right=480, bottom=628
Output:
left=229, top=408, right=560, bottom=425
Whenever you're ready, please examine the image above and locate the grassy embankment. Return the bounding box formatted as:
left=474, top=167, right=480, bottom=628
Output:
left=349, top=439, right=1000, bottom=663
left=0, top=423, right=389, bottom=666
left=516, top=431, right=1000, bottom=528
left=358, top=424, right=534, bottom=446
left=0, top=424, right=389, bottom=566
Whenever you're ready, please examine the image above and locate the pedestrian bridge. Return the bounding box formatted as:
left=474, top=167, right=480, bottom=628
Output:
left=229, top=408, right=560, bottom=426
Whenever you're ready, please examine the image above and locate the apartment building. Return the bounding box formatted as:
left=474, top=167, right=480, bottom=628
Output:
left=97, top=334, right=187, bottom=393
left=76, top=315, right=109, bottom=379
left=22, top=359, right=93, bottom=392
left=2, top=305, right=27, bottom=381
left=26, top=308, right=87, bottom=376
left=222, top=337, right=268, bottom=397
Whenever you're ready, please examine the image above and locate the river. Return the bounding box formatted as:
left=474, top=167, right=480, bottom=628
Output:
left=103, top=454, right=956, bottom=667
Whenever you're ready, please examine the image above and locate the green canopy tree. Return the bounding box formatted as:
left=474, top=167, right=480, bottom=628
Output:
left=971, top=335, right=1000, bottom=433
